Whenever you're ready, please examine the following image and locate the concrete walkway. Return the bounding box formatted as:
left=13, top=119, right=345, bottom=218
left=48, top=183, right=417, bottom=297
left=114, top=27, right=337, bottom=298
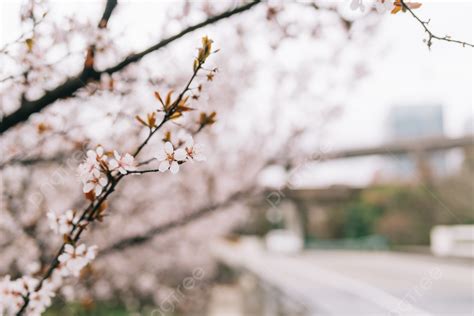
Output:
left=211, top=238, right=474, bottom=316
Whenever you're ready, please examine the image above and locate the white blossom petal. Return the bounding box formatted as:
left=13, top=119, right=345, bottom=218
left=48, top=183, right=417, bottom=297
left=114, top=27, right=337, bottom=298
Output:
left=64, top=244, right=74, bottom=254
left=83, top=182, right=94, bottom=193
left=156, top=149, right=167, bottom=161
left=108, top=159, right=119, bottom=169
left=170, top=161, right=179, bottom=174
left=174, top=148, right=186, bottom=161
left=95, top=185, right=103, bottom=196
left=164, top=142, right=174, bottom=154
left=86, top=150, right=96, bottom=159
left=123, top=153, right=134, bottom=163
left=76, top=244, right=86, bottom=255
left=65, top=210, right=74, bottom=221
left=159, top=160, right=170, bottom=172
left=185, top=136, right=194, bottom=148
left=86, top=245, right=98, bottom=260
left=98, top=177, right=107, bottom=186
left=92, top=168, right=101, bottom=178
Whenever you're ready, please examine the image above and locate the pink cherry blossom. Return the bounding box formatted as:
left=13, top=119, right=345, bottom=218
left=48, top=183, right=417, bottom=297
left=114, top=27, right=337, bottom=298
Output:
left=375, top=0, right=395, bottom=13
left=28, top=282, right=55, bottom=316
left=47, top=210, right=79, bottom=235
left=109, top=151, right=136, bottom=174
left=78, top=146, right=108, bottom=195
left=58, top=244, right=98, bottom=277
left=82, top=174, right=108, bottom=195
left=350, top=0, right=365, bottom=12
left=156, top=142, right=186, bottom=174
left=184, top=137, right=206, bottom=162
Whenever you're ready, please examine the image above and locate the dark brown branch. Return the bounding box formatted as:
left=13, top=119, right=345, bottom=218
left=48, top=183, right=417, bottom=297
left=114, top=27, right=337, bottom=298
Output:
left=126, top=168, right=160, bottom=174
left=101, top=0, right=260, bottom=75
left=400, top=0, right=473, bottom=49
left=99, top=187, right=257, bottom=256
left=0, top=1, right=261, bottom=135
left=98, top=0, right=118, bottom=29
left=0, top=153, right=74, bottom=170
left=0, top=69, right=100, bottom=134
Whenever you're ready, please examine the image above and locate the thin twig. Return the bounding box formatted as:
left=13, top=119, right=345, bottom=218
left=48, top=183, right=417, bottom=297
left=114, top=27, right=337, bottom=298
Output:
left=0, top=13, right=46, bottom=54
left=400, top=0, right=473, bottom=48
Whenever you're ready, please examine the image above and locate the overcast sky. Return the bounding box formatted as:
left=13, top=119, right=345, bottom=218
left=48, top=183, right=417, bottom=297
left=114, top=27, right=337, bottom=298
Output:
left=309, top=1, right=473, bottom=187
left=329, top=0, right=472, bottom=149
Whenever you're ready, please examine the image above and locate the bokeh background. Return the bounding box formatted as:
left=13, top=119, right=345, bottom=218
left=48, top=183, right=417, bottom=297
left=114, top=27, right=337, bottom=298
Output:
left=0, top=0, right=472, bottom=315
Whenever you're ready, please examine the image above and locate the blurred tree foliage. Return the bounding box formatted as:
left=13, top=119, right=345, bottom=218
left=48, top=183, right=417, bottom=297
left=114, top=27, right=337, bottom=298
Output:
left=44, top=302, right=130, bottom=316
left=326, top=173, right=474, bottom=245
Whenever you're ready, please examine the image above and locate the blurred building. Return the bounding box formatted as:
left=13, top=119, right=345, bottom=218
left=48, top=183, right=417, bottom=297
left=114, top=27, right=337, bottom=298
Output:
left=388, top=105, right=444, bottom=139
left=387, top=105, right=446, bottom=179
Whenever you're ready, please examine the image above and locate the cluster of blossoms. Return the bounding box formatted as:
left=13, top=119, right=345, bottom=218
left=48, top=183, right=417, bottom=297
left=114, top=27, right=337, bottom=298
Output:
left=350, top=0, right=421, bottom=14
left=46, top=209, right=82, bottom=235
left=156, top=136, right=206, bottom=174
left=0, top=243, right=96, bottom=316
left=9, top=201, right=101, bottom=315
left=0, top=136, right=205, bottom=315
left=0, top=211, right=99, bottom=316
left=1, top=34, right=214, bottom=315
left=58, top=244, right=98, bottom=277
left=350, top=0, right=392, bottom=13
left=77, top=137, right=204, bottom=185
left=78, top=146, right=136, bottom=196
left=0, top=274, right=56, bottom=316
left=1, top=276, right=41, bottom=315
left=0, top=148, right=134, bottom=315
left=0, top=242, right=97, bottom=315
left=46, top=210, right=97, bottom=276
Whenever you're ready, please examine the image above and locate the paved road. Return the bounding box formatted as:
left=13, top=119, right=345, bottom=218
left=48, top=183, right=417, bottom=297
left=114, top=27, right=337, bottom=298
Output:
left=302, top=251, right=473, bottom=316
left=212, top=239, right=474, bottom=316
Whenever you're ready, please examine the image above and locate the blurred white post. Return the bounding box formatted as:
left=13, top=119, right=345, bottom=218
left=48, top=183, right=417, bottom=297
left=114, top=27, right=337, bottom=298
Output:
left=265, top=201, right=304, bottom=254
left=430, top=225, right=474, bottom=258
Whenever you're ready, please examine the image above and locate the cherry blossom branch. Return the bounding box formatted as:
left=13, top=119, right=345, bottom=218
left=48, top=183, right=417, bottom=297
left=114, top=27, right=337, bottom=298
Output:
left=0, top=1, right=261, bottom=134
left=132, top=62, right=200, bottom=158
left=100, top=130, right=306, bottom=256
left=14, top=41, right=212, bottom=316
left=15, top=183, right=114, bottom=315
left=400, top=0, right=473, bottom=48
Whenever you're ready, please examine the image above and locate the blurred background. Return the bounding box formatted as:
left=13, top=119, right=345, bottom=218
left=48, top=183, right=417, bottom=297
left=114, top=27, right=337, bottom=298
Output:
left=0, top=0, right=472, bottom=315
